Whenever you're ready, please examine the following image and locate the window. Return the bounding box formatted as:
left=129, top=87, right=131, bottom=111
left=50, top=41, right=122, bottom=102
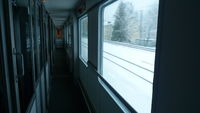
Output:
left=101, top=0, right=159, bottom=112
left=68, top=24, right=73, bottom=47
left=66, top=27, right=69, bottom=45
left=64, top=27, right=67, bottom=45
left=79, top=16, right=88, bottom=63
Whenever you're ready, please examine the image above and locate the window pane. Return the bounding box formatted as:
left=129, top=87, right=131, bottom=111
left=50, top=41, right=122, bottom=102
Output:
left=102, top=0, right=159, bottom=112
left=80, top=16, right=88, bottom=62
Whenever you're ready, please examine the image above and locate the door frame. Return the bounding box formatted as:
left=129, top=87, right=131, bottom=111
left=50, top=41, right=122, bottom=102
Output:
left=0, top=0, right=20, bottom=113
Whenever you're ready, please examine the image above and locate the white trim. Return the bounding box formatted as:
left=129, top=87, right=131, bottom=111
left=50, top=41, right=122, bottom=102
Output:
left=98, top=77, right=131, bottom=113
left=78, top=15, right=88, bottom=66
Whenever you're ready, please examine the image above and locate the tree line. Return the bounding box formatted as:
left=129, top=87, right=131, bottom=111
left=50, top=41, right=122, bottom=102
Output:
left=108, top=1, right=159, bottom=47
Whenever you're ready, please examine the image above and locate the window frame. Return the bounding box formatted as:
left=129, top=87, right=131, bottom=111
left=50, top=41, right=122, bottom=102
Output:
left=98, top=0, right=160, bottom=112
left=79, top=15, right=88, bottom=65
left=98, top=0, right=138, bottom=112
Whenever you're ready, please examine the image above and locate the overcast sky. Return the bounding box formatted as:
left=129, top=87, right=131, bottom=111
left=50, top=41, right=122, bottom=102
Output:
left=104, top=0, right=159, bottom=25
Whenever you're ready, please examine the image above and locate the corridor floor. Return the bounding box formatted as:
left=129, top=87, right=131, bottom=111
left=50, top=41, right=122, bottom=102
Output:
left=48, top=48, right=89, bottom=113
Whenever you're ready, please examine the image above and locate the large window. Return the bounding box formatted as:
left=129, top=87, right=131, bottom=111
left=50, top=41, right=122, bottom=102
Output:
left=101, top=0, right=159, bottom=112
left=68, top=24, right=73, bottom=47
left=79, top=16, right=88, bottom=63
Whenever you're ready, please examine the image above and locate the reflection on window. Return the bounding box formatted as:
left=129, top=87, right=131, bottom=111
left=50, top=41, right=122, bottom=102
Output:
left=102, top=0, right=159, bottom=112
left=80, top=16, right=88, bottom=63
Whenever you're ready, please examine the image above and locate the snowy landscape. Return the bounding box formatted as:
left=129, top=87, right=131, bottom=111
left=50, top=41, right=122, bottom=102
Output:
left=81, top=39, right=155, bottom=113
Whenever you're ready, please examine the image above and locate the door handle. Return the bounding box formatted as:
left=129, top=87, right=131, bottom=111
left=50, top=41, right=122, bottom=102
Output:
left=14, top=51, right=25, bottom=76
left=13, top=48, right=25, bottom=82
left=20, top=54, right=25, bottom=76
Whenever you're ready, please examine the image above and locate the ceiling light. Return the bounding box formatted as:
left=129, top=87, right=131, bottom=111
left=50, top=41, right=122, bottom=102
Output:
left=41, top=0, right=47, bottom=3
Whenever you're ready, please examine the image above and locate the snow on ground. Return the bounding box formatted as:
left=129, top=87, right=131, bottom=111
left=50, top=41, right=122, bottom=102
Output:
left=103, top=42, right=155, bottom=113
left=81, top=38, right=155, bottom=113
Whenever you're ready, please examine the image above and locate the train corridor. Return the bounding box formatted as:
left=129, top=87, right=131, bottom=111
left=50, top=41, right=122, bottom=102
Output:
left=48, top=48, right=89, bottom=113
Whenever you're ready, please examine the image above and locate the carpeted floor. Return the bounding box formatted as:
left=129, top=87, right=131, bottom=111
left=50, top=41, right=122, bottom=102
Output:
left=53, top=48, right=70, bottom=78
left=48, top=48, right=89, bottom=113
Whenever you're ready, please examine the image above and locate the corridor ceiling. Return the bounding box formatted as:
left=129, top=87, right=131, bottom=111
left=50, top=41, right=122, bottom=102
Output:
left=43, top=0, right=80, bottom=28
